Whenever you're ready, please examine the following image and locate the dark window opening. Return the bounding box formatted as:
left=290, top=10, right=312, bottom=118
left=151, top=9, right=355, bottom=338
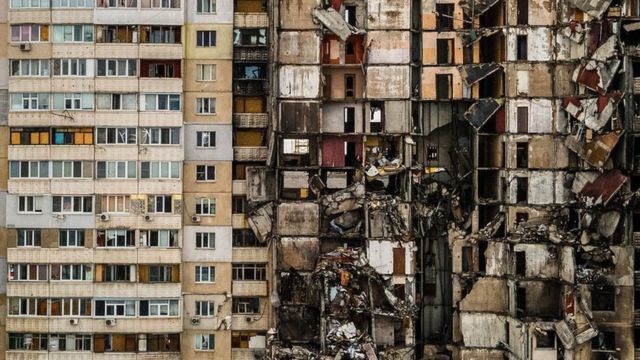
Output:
left=478, top=241, right=487, bottom=272
left=345, top=6, right=357, bottom=26
left=345, top=74, right=355, bottom=98
left=515, top=251, right=526, bottom=276
left=436, top=74, right=452, bottom=100
left=427, top=146, right=438, bottom=161
left=461, top=246, right=473, bottom=272
left=516, top=212, right=529, bottom=224
left=437, top=39, right=454, bottom=65
left=516, top=142, right=528, bottom=168
left=536, top=330, right=556, bottom=349
left=592, top=331, right=616, bottom=351
left=517, top=106, right=528, bottom=132
left=516, top=177, right=528, bottom=203
left=517, top=0, right=528, bottom=24
left=516, top=35, right=528, bottom=60
left=344, top=141, right=357, bottom=167
left=516, top=286, right=526, bottom=317
left=591, top=287, right=615, bottom=311
left=344, top=107, right=355, bottom=133
left=232, top=196, right=247, bottom=214
left=436, top=4, right=454, bottom=30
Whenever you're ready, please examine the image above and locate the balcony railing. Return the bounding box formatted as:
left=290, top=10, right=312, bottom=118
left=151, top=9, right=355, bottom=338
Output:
left=234, top=146, right=268, bottom=161
left=634, top=77, right=640, bottom=94
left=234, top=113, right=269, bottom=128
left=234, top=12, right=269, bottom=27
left=234, top=48, right=269, bottom=62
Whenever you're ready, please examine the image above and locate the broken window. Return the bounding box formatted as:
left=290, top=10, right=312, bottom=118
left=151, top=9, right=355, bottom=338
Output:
left=370, top=102, right=383, bottom=132
left=232, top=264, right=266, bottom=281
left=517, top=0, right=528, bottom=25
left=232, top=230, right=262, bottom=247
left=516, top=106, right=528, bottom=132
left=535, top=330, right=556, bottom=349
left=591, top=287, right=615, bottom=311
left=344, top=74, right=355, bottom=98
left=516, top=35, right=527, bottom=60
left=516, top=286, right=526, bottom=317
left=437, top=39, right=454, bottom=65
left=516, top=177, right=528, bottom=203
left=436, top=4, right=454, bottom=30
left=232, top=196, right=247, bottom=214
left=233, top=29, right=267, bottom=46
left=461, top=246, right=473, bottom=272
left=515, top=251, right=526, bottom=276
left=344, top=5, right=356, bottom=26
left=436, top=74, right=452, bottom=100
left=232, top=331, right=264, bottom=349
left=516, top=142, right=528, bottom=168
left=427, top=146, right=438, bottom=160
left=515, top=212, right=529, bottom=224
left=344, top=107, right=355, bottom=133
left=592, top=331, right=616, bottom=351
left=282, top=139, right=309, bottom=154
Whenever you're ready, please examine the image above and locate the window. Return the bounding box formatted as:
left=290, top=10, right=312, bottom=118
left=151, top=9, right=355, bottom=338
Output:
left=196, top=64, right=216, bottom=81
left=196, top=131, right=216, bottom=147
left=592, top=331, right=616, bottom=351
left=437, top=39, right=454, bottom=65
left=9, top=333, right=48, bottom=350
left=96, top=334, right=137, bottom=352
left=97, top=59, right=137, bottom=77
left=59, top=230, right=85, bottom=247
left=516, top=142, right=528, bottom=168
left=232, top=196, right=246, bottom=214
left=51, top=298, right=91, bottom=316
left=436, top=4, right=454, bottom=29
left=370, top=102, right=383, bottom=132
left=10, top=93, right=50, bottom=110
left=517, top=106, right=529, bottom=132
left=96, top=229, right=135, bottom=247
left=344, top=5, right=356, bottom=25
left=11, top=24, right=48, bottom=42
left=516, top=35, right=528, bottom=60
left=10, top=128, right=50, bottom=145
left=344, top=74, right=355, bottom=98
left=195, top=334, right=215, bottom=351
left=232, top=230, right=260, bottom=247
left=142, top=94, right=181, bottom=111
left=196, top=31, right=216, bottom=47
left=18, top=196, right=43, bottom=213
left=141, top=0, right=180, bottom=8
left=52, top=25, right=94, bottom=43
left=232, top=264, right=266, bottom=281
left=52, top=196, right=93, bottom=213
left=52, top=59, right=87, bottom=77
left=52, top=128, right=93, bottom=145
left=52, top=0, right=94, bottom=7
left=52, top=161, right=92, bottom=178
left=196, top=165, right=216, bottom=181
left=11, top=0, right=50, bottom=8
left=195, top=197, right=216, bottom=215
left=232, top=331, right=263, bottom=349
left=427, top=146, right=438, bottom=160
left=517, top=0, right=528, bottom=24
left=461, top=246, right=473, bottom=272
left=147, top=62, right=176, bottom=78
left=8, top=264, right=48, bottom=281
left=591, top=287, right=616, bottom=311
left=51, top=264, right=92, bottom=281
left=232, top=297, right=259, bottom=314
left=196, top=301, right=215, bottom=316
left=143, top=230, right=178, bottom=247
left=97, top=25, right=138, bottom=43
left=282, top=139, right=309, bottom=154
left=139, top=127, right=180, bottom=145
left=96, top=161, right=137, bottom=179
left=535, top=330, right=556, bottom=349
left=196, top=98, right=216, bottom=114
left=146, top=334, right=180, bottom=352
left=97, top=0, right=137, bottom=7
left=196, top=0, right=215, bottom=12
left=50, top=334, right=92, bottom=351
left=94, top=300, right=136, bottom=317
left=435, top=74, right=452, bottom=99
left=10, top=60, right=50, bottom=77
left=101, top=195, right=130, bottom=213
left=96, top=128, right=137, bottom=144
left=139, top=299, right=179, bottom=316
left=103, top=265, right=131, bottom=282
left=140, top=161, right=180, bottom=179
left=195, top=232, right=215, bottom=249
left=51, top=93, right=94, bottom=110
left=141, top=26, right=180, bottom=44
left=343, top=107, right=355, bottom=133
left=147, top=265, right=173, bottom=282
left=147, top=195, right=173, bottom=213
left=516, top=177, right=528, bottom=203
left=96, top=94, right=137, bottom=110
left=195, top=266, right=215, bottom=283
left=233, top=29, right=267, bottom=46
left=17, top=229, right=41, bottom=247
left=10, top=161, right=49, bottom=178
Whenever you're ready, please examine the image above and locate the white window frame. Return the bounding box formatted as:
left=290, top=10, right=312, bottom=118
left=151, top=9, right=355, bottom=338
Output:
left=9, top=264, right=48, bottom=281
left=195, top=197, right=216, bottom=216
left=18, top=196, right=43, bottom=213
left=195, top=334, right=215, bottom=351
left=52, top=0, right=94, bottom=7
left=142, top=94, right=181, bottom=111
left=146, top=299, right=179, bottom=316
left=9, top=298, right=48, bottom=316
left=144, top=230, right=178, bottom=247
left=52, top=59, right=88, bottom=77
left=10, top=59, right=50, bottom=77
left=101, top=195, right=130, bottom=213
left=96, top=59, right=137, bottom=77
left=100, top=229, right=134, bottom=247
left=196, top=30, right=216, bottom=47
left=196, top=131, right=216, bottom=148
left=11, top=25, right=44, bottom=43
left=52, top=161, right=90, bottom=178
left=194, top=266, right=215, bottom=283
left=147, top=195, right=173, bottom=214
left=55, top=264, right=92, bottom=281
left=52, top=93, right=94, bottom=110
left=11, top=93, right=50, bottom=111
left=17, top=229, right=41, bottom=247
left=283, top=139, right=310, bottom=154
left=195, top=300, right=215, bottom=317
left=195, top=232, right=215, bottom=249
left=52, top=24, right=94, bottom=43
left=96, top=161, right=137, bottom=179
left=196, top=64, right=216, bottom=81
left=140, top=161, right=180, bottom=179
left=52, top=195, right=93, bottom=214
left=96, top=128, right=137, bottom=144
left=11, top=0, right=50, bottom=9
left=59, top=229, right=85, bottom=247
left=139, top=127, right=180, bottom=145
left=196, top=97, right=216, bottom=114
left=94, top=299, right=136, bottom=317
left=196, top=165, right=216, bottom=181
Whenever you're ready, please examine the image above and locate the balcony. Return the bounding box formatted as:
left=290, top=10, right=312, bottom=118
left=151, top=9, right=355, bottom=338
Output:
left=233, top=179, right=247, bottom=195
left=234, top=48, right=269, bottom=62
left=232, top=281, right=268, bottom=296
left=234, top=113, right=269, bottom=128
left=235, top=12, right=269, bottom=27
left=635, top=77, right=640, bottom=94
left=232, top=213, right=249, bottom=229
left=232, top=314, right=269, bottom=330
left=234, top=80, right=269, bottom=96
left=232, top=247, right=269, bottom=262
left=234, top=146, right=268, bottom=161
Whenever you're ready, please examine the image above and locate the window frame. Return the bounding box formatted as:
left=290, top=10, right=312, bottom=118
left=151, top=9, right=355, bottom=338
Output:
left=194, top=266, right=215, bottom=283
left=195, top=197, right=216, bottom=216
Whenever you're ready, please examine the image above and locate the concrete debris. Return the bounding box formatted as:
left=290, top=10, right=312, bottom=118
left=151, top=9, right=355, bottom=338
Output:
left=572, top=36, right=621, bottom=94
left=463, top=99, right=504, bottom=129
left=458, top=64, right=502, bottom=86
left=562, top=21, right=586, bottom=43
left=565, top=0, right=613, bottom=18
left=321, top=182, right=366, bottom=215
left=248, top=202, right=275, bottom=243
left=460, top=29, right=500, bottom=47
left=309, top=174, right=326, bottom=195
left=564, top=129, right=624, bottom=169
left=458, top=0, right=500, bottom=16
left=561, top=92, right=622, bottom=131
left=572, top=169, right=628, bottom=207
left=312, top=8, right=365, bottom=42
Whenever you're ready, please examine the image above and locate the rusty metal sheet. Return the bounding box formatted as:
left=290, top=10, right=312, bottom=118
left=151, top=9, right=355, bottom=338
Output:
left=464, top=98, right=504, bottom=129
left=458, top=64, right=501, bottom=86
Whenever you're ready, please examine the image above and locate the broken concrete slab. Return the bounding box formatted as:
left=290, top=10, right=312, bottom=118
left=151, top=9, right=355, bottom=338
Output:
left=572, top=36, right=620, bottom=94
left=277, top=202, right=320, bottom=236
left=561, top=92, right=622, bottom=131
left=458, top=0, right=500, bottom=16
left=573, top=169, right=628, bottom=207
left=458, top=64, right=502, bottom=87
left=460, top=28, right=500, bottom=47
left=321, top=182, right=365, bottom=215
left=565, top=0, right=613, bottom=18
left=564, top=129, right=624, bottom=169
left=464, top=99, right=504, bottom=129
left=248, top=202, right=275, bottom=243
left=279, top=237, right=320, bottom=271
left=312, top=7, right=365, bottom=41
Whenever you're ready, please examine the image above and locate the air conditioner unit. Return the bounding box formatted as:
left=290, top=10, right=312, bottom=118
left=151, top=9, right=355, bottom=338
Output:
left=246, top=317, right=254, bottom=322
left=105, top=318, right=117, bottom=326
left=192, top=215, right=201, bottom=223
left=19, top=43, right=31, bottom=51
left=56, top=214, right=65, bottom=220
left=69, top=318, right=79, bottom=325
left=144, top=214, right=152, bottom=221
left=191, top=317, right=201, bottom=325
left=100, top=213, right=110, bottom=221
